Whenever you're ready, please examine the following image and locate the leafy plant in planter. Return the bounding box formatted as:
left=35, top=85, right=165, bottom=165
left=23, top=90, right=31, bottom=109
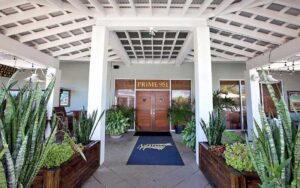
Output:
left=115, top=105, right=135, bottom=128
left=222, top=130, right=244, bottom=145
left=182, top=117, right=196, bottom=150
left=0, top=74, right=58, bottom=188
left=106, top=109, right=129, bottom=139
left=73, top=109, right=100, bottom=145
left=42, top=142, right=74, bottom=169
left=200, top=110, right=226, bottom=154
left=168, top=97, right=193, bottom=134
left=224, top=142, right=254, bottom=172
left=246, top=72, right=300, bottom=187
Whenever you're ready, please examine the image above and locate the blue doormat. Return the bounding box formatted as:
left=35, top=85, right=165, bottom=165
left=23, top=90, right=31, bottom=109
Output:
left=127, top=136, right=184, bottom=166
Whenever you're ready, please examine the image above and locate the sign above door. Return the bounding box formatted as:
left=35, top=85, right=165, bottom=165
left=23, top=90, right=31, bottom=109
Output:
left=136, top=80, right=170, bottom=90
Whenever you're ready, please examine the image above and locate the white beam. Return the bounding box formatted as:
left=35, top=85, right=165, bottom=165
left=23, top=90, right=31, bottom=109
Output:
left=198, top=0, right=213, bottom=16
left=131, top=58, right=176, bottom=64
left=275, top=0, right=300, bottom=10
left=203, top=0, right=235, bottom=18
left=166, top=0, right=172, bottom=15
left=128, top=0, right=136, bottom=15
left=219, top=13, right=298, bottom=38
left=208, top=20, right=285, bottom=44
left=175, top=33, right=193, bottom=66
left=87, top=0, right=105, bottom=16
left=182, top=0, right=193, bottom=15
left=19, top=19, right=94, bottom=43
left=52, top=43, right=91, bottom=57
left=5, top=13, right=85, bottom=36
left=0, top=6, right=57, bottom=26
left=245, top=7, right=300, bottom=26
left=37, top=32, right=92, bottom=50
left=219, top=0, right=256, bottom=15
left=0, top=0, right=28, bottom=10
left=108, top=0, right=120, bottom=15
left=211, top=42, right=256, bottom=58
left=211, top=50, right=248, bottom=61
left=0, top=33, right=58, bottom=68
left=109, top=32, right=131, bottom=66
left=210, top=33, right=268, bottom=52
left=247, top=37, right=300, bottom=69
left=68, top=0, right=92, bottom=15
left=97, top=17, right=206, bottom=30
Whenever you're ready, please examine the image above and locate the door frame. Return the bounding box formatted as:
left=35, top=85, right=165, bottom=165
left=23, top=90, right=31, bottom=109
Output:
left=113, top=78, right=192, bottom=132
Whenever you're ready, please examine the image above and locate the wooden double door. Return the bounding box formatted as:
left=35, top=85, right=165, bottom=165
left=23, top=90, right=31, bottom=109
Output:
left=136, top=91, right=170, bottom=132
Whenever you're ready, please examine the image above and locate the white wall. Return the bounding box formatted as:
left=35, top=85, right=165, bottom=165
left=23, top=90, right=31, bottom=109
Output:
left=59, top=61, right=248, bottom=111
left=59, top=62, right=89, bottom=112
left=58, top=61, right=300, bottom=119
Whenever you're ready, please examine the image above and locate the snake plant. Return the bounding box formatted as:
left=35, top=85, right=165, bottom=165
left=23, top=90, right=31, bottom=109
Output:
left=73, top=109, right=100, bottom=145
left=200, top=109, right=226, bottom=146
left=0, top=72, right=57, bottom=188
left=247, top=72, right=300, bottom=188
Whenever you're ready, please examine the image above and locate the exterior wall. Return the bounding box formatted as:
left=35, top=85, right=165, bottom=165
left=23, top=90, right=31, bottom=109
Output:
left=59, top=61, right=248, bottom=111
left=31, top=62, right=300, bottom=118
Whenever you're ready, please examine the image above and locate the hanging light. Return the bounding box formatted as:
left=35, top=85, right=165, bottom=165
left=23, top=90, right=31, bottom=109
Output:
left=24, top=65, right=45, bottom=83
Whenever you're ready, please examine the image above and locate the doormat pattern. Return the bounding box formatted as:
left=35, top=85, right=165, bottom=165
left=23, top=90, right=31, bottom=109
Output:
left=133, top=132, right=171, bottom=136
left=127, top=135, right=184, bottom=166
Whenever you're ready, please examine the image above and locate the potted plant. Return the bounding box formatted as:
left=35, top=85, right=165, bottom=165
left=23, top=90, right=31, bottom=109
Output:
left=168, top=96, right=193, bottom=134
left=106, top=109, right=129, bottom=139
left=182, top=117, right=196, bottom=151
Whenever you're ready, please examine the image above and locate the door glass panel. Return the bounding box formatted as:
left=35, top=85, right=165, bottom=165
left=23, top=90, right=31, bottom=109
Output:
left=220, top=80, right=241, bottom=130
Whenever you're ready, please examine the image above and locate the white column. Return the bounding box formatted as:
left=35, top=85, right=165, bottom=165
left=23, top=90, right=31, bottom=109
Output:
left=245, top=69, right=261, bottom=140
left=194, top=26, right=213, bottom=164
left=45, top=67, right=61, bottom=138
left=87, top=26, right=109, bottom=165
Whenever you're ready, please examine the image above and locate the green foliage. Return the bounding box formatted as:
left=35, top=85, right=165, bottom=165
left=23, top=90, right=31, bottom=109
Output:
left=168, top=97, right=193, bottom=126
left=200, top=110, right=226, bottom=146
left=115, top=105, right=135, bottom=127
left=73, top=109, right=100, bottom=145
left=106, top=109, right=129, bottom=136
left=222, top=131, right=244, bottom=144
left=213, top=90, right=237, bottom=111
left=246, top=72, right=300, bottom=188
left=182, top=117, right=196, bottom=150
left=42, top=142, right=74, bottom=169
left=224, top=143, right=254, bottom=172
left=0, top=145, right=8, bottom=188
left=0, top=72, right=58, bottom=188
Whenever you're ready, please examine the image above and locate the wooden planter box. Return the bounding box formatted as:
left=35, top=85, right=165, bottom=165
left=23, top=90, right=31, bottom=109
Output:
left=32, top=141, right=100, bottom=188
left=199, top=142, right=260, bottom=188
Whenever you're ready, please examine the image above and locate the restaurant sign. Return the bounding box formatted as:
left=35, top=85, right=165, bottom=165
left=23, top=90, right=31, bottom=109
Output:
left=136, top=80, right=170, bottom=89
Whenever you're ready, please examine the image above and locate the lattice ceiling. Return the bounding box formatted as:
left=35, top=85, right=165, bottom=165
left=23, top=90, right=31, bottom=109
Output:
left=0, top=0, right=299, bottom=65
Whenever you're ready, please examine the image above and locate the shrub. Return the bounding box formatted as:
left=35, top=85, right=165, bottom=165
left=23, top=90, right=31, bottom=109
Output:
left=182, top=117, right=196, bottom=150
left=200, top=110, right=226, bottom=146
left=222, top=131, right=244, bottom=144
left=42, top=143, right=74, bottom=169
left=106, top=109, right=129, bottom=136
left=224, top=143, right=254, bottom=172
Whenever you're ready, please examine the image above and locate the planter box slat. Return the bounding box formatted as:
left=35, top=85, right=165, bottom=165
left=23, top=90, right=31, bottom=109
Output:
left=32, top=141, right=100, bottom=188
left=199, top=142, right=260, bottom=188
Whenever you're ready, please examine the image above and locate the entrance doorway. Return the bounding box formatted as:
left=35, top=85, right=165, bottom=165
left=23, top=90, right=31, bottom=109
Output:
left=136, top=91, right=170, bottom=132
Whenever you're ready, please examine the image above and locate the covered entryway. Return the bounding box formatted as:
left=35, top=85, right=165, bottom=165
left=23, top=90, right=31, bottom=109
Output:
left=136, top=91, right=170, bottom=132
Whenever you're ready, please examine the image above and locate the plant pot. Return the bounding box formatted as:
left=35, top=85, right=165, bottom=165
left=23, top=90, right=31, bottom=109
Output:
left=174, top=125, right=185, bottom=134
left=110, top=134, right=122, bottom=139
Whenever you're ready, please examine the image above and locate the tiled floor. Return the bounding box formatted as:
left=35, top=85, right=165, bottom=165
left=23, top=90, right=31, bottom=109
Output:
left=83, top=132, right=211, bottom=188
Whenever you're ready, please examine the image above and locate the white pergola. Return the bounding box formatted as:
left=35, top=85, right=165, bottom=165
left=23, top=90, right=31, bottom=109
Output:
left=0, top=0, right=299, bottom=165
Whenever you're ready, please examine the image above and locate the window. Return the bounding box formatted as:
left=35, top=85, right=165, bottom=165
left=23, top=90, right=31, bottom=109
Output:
left=171, top=80, right=191, bottom=103
left=220, top=80, right=246, bottom=130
